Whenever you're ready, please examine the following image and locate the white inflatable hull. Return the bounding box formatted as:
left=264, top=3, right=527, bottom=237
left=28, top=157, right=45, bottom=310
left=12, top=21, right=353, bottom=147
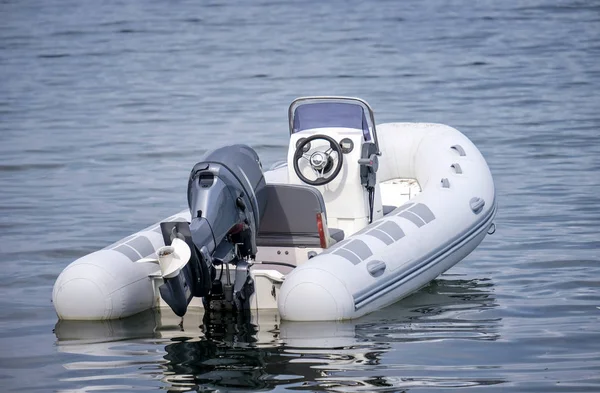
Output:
left=53, top=122, right=496, bottom=321
left=52, top=211, right=190, bottom=320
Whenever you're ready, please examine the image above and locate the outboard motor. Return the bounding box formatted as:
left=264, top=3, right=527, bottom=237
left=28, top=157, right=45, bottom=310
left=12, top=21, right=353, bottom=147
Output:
left=158, top=144, right=267, bottom=317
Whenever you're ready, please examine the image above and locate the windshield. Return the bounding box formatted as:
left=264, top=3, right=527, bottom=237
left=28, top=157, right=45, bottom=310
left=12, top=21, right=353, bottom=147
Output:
left=291, top=102, right=372, bottom=141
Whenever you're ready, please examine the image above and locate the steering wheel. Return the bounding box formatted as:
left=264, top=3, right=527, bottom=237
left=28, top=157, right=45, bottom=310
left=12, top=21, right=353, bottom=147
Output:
left=293, top=134, right=344, bottom=186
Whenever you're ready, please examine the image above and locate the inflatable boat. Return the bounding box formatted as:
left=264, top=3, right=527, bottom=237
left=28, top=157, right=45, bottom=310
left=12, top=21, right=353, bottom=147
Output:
left=52, top=96, right=497, bottom=321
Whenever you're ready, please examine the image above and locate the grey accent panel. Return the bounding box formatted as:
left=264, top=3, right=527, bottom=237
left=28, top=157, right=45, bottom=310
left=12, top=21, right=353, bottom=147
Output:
left=352, top=220, right=384, bottom=237
left=441, top=178, right=450, bottom=188
left=378, top=220, right=405, bottom=241
left=320, top=238, right=351, bottom=255
left=114, top=244, right=142, bottom=261
left=399, top=211, right=426, bottom=227
left=451, top=144, right=466, bottom=156
left=104, top=233, right=136, bottom=249
left=367, top=260, right=386, bottom=277
left=344, top=239, right=373, bottom=261
left=256, top=184, right=327, bottom=247
left=383, top=205, right=396, bottom=216
left=329, top=228, right=345, bottom=242
left=409, top=203, right=435, bottom=224
left=391, top=202, right=415, bottom=216
left=353, top=196, right=498, bottom=309
left=451, top=163, right=463, bottom=174
left=333, top=248, right=362, bottom=265
left=126, top=236, right=155, bottom=258
left=366, top=228, right=394, bottom=245
left=470, top=197, right=485, bottom=214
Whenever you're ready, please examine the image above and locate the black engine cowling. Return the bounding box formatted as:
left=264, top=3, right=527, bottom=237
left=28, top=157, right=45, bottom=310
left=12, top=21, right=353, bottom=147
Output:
left=187, top=144, right=266, bottom=260
left=158, top=144, right=267, bottom=316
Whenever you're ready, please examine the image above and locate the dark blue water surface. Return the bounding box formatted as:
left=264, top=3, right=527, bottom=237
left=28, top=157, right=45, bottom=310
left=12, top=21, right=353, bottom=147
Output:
left=1, top=0, right=599, bottom=391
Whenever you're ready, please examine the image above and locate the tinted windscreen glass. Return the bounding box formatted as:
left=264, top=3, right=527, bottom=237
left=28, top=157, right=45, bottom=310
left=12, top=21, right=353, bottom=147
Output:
left=292, top=102, right=371, bottom=140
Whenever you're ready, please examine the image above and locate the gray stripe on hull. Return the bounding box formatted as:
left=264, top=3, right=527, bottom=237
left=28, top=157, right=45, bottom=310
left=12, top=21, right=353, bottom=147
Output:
left=352, top=220, right=384, bottom=237
left=320, top=238, right=351, bottom=255
left=377, top=220, right=405, bottom=241
left=389, top=202, right=415, bottom=216
left=103, top=213, right=189, bottom=251
left=353, top=197, right=497, bottom=310
left=333, top=248, right=362, bottom=265
left=105, top=233, right=136, bottom=249
left=126, top=236, right=155, bottom=258
left=399, top=211, right=426, bottom=227
left=114, top=244, right=143, bottom=261
left=322, top=220, right=385, bottom=256
left=409, top=203, right=435, bottom=223
left=344, top=239, right=373, bottom=261
left=366, top=229, right=394, bottom=245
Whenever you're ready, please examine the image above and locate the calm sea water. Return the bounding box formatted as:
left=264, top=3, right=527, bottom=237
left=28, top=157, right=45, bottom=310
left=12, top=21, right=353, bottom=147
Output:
left=1, top=0, right=599, bottom=391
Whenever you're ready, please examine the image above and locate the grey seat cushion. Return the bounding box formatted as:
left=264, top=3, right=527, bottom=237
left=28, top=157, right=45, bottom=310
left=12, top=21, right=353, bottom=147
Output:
left=257, top=184, right=334, bottom=247
left=329, top=228, right=345, bottom=243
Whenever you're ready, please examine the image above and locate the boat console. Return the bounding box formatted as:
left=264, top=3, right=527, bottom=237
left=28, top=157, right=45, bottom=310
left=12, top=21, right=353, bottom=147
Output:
left=285, top=97, right=384, bottom=235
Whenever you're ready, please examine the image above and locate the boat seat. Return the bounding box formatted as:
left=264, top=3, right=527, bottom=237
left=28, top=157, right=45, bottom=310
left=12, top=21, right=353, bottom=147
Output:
left=329, top=228, right=345, bottom=243
left=257, top=184, right=344, bottom=248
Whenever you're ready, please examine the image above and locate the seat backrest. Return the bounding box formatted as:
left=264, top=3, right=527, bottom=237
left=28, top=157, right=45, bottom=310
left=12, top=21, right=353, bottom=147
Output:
left=257, top=184, right=326, bottom=247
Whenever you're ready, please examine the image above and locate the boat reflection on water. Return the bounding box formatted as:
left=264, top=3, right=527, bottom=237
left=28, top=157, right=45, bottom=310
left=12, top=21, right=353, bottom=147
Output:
left=54, top=275, right=503, bottom=392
